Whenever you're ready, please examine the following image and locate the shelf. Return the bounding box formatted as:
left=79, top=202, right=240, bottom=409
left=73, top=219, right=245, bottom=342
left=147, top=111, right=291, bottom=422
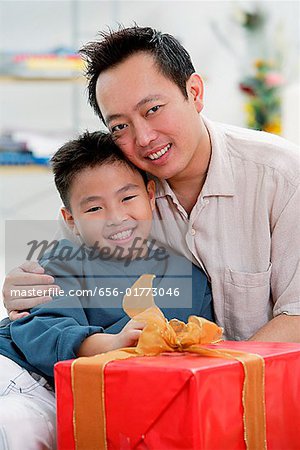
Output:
left=0, top=165, right=51, bottom=173
left=0, top=75, right=85, bottom=83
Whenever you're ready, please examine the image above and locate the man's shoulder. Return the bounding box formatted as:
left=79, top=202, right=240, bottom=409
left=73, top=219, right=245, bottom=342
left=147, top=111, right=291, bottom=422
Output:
left=219, top=122, right=300, bottom=185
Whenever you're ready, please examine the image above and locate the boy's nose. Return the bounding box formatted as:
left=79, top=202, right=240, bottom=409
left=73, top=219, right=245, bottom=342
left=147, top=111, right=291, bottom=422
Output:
left=106, top=208, right=128, bottom=227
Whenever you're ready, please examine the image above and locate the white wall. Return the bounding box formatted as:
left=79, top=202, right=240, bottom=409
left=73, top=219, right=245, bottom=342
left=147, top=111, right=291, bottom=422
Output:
left=0, top=168, right=62, bottom=319
left=0, top=0, right=299, bottom=138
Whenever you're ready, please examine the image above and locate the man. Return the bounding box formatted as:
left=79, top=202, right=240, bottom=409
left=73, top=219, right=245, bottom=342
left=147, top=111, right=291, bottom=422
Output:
left=2, top=26, right=300, bottom=341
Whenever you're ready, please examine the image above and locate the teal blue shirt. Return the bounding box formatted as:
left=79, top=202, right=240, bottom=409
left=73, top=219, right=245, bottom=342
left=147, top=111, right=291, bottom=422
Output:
left=0, top=239, right=213, bottom=385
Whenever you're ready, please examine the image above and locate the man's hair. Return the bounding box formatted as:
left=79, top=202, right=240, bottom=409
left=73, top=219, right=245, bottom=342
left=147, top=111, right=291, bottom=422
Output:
left=80, top=25, right=195, bottom=122
left=51, top=131, right=148, bottom=211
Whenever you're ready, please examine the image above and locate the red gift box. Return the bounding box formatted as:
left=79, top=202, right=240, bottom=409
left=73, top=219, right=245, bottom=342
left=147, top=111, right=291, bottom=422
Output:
left=55, top=341, right=300, bottom=450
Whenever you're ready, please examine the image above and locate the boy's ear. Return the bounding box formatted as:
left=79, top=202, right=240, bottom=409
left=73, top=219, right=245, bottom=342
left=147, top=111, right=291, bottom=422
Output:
left=186, top=73, right=204, bottom=113
left=146, top=180, right=156, bottom=211
left=61, top=207, right=80, bottom=236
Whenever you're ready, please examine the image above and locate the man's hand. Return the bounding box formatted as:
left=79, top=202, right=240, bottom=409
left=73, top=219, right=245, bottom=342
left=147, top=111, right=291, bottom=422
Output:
left=2, top=261, right=59, bottom=321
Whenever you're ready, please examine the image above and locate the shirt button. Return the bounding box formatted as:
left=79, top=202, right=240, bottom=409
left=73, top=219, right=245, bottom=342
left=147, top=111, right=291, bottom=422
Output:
left=190, top=228, right=196, bottom=236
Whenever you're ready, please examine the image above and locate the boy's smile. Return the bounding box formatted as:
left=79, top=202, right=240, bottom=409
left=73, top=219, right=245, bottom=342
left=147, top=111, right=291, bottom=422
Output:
left=62, top=162, right=155, bottom=258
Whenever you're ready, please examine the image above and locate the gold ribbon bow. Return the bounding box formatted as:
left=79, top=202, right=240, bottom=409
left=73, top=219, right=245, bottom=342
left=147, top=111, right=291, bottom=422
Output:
left=71, top=275, right=266, bottom=450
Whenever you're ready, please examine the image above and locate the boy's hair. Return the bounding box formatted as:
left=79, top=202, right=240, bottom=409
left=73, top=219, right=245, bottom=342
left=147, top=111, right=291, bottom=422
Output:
left=51, top=131, right=148, bottom=211
left=80, top=25, right=195, bottom=122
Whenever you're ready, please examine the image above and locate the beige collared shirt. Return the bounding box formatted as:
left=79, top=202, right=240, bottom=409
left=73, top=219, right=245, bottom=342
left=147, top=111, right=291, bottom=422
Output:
left=150, top=116, right=300, bottom=340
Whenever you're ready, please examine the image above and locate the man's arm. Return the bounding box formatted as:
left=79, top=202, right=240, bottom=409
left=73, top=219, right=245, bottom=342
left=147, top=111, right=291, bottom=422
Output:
left=2, top=215, right=74, bottom=320
left=262, top=180, right=300, bottom=342
left=249, top=314, right=300, bottom=342
left=2, top=261, right=59, bottom=320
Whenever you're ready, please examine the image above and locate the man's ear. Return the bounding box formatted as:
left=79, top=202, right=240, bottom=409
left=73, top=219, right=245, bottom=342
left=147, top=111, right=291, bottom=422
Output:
left=61, top=207, right=80, bottom=236
left=186, top=73, right=204, bottom=113
left=146, top=180, right=156, bottom=211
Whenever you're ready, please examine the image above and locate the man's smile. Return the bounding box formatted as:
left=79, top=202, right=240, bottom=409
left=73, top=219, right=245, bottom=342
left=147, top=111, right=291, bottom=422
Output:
left=146, top=143, right=172, bottom=161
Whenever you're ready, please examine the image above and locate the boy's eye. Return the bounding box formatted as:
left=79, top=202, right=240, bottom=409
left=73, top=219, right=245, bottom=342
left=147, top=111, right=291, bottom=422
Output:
left=86, top=206, right=102, bottom=213
left=147, top=105, right=162, bottom=116
left=122, top=195, right=137, bottom=202
left=111, top=123, right=128, bottom=133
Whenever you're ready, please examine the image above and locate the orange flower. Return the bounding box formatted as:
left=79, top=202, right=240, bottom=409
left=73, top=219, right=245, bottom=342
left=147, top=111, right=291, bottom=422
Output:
left=264, top=120, right=282, bottom=135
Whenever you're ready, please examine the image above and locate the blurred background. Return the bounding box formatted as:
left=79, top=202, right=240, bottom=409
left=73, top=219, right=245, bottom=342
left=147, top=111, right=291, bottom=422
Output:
left=0, top=0, right=299, bottom=318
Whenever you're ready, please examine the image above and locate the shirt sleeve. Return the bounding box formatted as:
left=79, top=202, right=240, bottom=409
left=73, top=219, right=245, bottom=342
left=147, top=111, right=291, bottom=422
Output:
left=0, top=317, right=10, bottom=328
left=9, top=248, right=103, bottom=378
left=271, top=184, right=300, bottom=316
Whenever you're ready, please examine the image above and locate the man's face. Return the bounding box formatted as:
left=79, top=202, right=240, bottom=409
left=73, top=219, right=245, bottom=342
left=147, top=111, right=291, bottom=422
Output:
left=96, top=52, right=205, bottom=182
left=63, top=163, right=155, bottom=257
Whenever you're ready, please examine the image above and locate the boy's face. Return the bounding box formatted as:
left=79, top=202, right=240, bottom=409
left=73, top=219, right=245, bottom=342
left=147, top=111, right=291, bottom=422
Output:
left=62, top=162, right=155, bottom=257
left=96, top=52, right=205, bottom=183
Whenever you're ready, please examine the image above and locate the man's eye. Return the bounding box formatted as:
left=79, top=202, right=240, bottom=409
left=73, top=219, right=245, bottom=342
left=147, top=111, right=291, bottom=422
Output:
left=111, top=123, right=127, bottom=133
left=147, top=105, right=161, bottom=115
left=86, top=206, right=102, bottom=213
left=123, top=195, right=137, bottom=202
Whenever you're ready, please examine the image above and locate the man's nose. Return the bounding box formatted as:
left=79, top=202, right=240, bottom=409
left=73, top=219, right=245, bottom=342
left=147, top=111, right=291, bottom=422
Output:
left=134, top=119, right=157, bottom=148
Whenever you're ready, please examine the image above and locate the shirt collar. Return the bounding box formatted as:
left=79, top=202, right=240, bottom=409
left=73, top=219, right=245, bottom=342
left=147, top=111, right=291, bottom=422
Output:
left=151, top=115, right=235, bottom=201
left=201, top=115, right=235, bottom=197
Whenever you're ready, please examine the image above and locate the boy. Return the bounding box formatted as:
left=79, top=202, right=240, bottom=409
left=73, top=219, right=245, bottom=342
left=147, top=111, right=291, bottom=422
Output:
left=0, top=131, right=213, bottom=450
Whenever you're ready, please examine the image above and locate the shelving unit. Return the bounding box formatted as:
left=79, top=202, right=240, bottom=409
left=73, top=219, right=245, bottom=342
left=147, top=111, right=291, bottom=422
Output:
left=0, top=50, right=87, bottom=134
left=0, top=75, right=84, bottom=83
left=0, top=71, right=86, bottom=136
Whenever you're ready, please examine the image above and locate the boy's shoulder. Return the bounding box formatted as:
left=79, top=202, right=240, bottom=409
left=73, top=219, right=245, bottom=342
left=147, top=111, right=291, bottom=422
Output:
left=38, top=239, right=123, bottom=276
left=40, top=238, right=82, bottom=257
left=38, top=238, right=87, bottom=275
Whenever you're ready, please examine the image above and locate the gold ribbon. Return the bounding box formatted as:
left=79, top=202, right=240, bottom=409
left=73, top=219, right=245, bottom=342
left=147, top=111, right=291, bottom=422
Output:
left=71, top=275, right=267, bottom=450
